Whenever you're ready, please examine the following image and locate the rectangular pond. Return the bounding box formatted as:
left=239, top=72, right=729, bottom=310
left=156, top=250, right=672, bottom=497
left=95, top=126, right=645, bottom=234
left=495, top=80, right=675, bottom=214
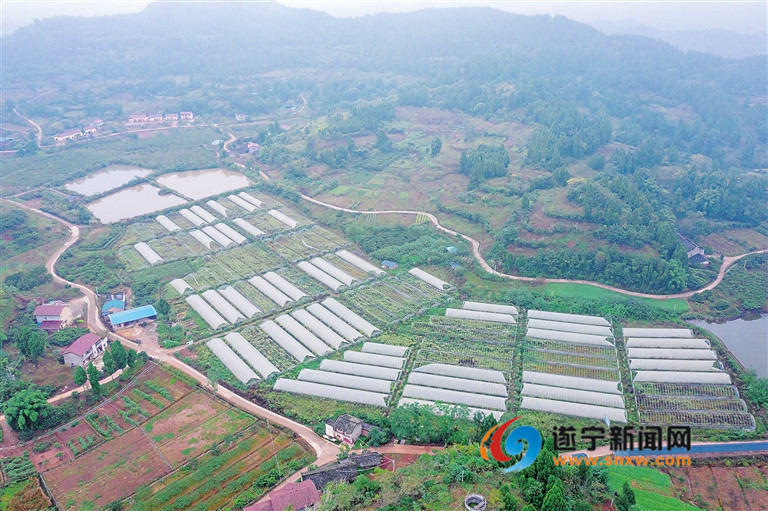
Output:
left=65, top=165, right=154, bottom=196
left=86, top=184, right=187, bottom=223
left=155, top=168, right=252, bottom=200
left=691, top=314, right=768, bottom=378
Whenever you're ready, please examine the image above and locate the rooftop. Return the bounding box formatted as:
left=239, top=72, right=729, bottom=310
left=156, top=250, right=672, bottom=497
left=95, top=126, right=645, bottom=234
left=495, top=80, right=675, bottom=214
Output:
left=102, top=299, right=125, bottom=313
left=39, top=320, right=63, bottom=331
left=108, top=304, right=157, bottom=325
left=63, top=333, right=104, bottom=356
left=34, top=303, right=67, bottom=316
left=330, top=414, right=363, bottom=435
left=244, top=480, right=321, bottom=511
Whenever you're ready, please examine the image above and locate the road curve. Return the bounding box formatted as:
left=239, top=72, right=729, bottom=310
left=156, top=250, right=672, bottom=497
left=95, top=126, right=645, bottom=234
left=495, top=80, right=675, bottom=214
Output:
left=300, top=195, right=767, bottom=300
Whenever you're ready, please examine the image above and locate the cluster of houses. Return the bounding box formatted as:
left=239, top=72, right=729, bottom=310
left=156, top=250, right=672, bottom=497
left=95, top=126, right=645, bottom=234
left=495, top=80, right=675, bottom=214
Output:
left=53, top=119, right=103, bottom=142
left=128, top=112, right=193, bottom=124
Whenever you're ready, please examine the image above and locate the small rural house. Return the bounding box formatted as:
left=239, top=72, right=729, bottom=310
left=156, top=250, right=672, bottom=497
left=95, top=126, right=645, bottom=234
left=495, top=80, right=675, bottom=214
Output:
left=128, top=114, right=148, bottom=123
left=180, top=111, right=194, bottom=121
left=325, top=414, right=364, bottom=445
left=302, top=452, right=382, bottom=490
left=62, top=333, right=108, bottom=367
left=243, top=480, right=321, bottom=511
left=165, top=113, right=179, bottom=121
left=53, top=129, right=82, bottom=142
left=102, top=299, right=126, bottom=316
left=108, top=304, right=157, bottom=329
left=34, top=302, right=72, bottom=331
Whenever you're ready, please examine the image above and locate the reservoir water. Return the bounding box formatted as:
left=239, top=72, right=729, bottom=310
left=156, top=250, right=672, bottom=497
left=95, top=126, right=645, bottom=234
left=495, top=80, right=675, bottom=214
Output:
left=86, top=184, right=187, bottom=223
left=691, top=314, right=768, bottom=378
left=155, top=168, right=252, bottom=200
left=65, top=165, right=153, bottom=196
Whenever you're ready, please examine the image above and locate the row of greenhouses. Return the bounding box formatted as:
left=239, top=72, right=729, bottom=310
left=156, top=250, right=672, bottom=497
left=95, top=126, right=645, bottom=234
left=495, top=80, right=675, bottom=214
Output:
left=521, top=311, right=627, bottom=422
left=627, top=327, right=755, bottom=429
left=273, top=342, right=408, bottom=407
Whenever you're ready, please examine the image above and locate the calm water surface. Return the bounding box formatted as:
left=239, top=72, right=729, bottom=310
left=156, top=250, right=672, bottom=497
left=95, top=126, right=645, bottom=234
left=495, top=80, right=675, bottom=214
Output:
left=65, top=165, right=153, bottom=196
left=155, top=168, right=252, bottom=200
left=691, top=314, right=768, bottom=377
left=86, top=184, right=186, bottom=223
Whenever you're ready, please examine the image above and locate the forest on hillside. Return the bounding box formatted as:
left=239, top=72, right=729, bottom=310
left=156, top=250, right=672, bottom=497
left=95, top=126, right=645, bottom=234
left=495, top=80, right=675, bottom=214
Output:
left=1, top=3, right=766, bottom=294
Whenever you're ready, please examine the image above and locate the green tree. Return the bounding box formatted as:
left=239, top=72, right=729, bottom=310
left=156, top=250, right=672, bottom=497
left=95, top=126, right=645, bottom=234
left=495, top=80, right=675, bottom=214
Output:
left=615, top=481, right=637, bottom=511
left=430, top=136, right=442, bottom=157
left=73, top=366, right=87, bottom=387
left=541, top=479, right=567, bottom=511
left=87, top=362, right=101, bottom=395
left=16, top=327, right=47, bottom=365
left=102, top=349, right=115, bottom=374
left=110, top=341, right=128, bottom=369
left=126, top=348, right=138, bottom=369
left=3, top=386, right=53, bottom=431
left=155, top=299, right=171, bottom=317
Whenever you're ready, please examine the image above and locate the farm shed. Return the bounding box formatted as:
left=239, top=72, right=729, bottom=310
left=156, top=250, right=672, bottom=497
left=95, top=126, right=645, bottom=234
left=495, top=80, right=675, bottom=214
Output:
left=361, top=342, right=408, bottom=357
left=527, top=318, right=612, bottom=337
left=319, top=360, right=400, bottom=380
left=629, top=359, right=721, bottom=371
left=268, top=209, right=298, bottom=228
left=190, top=205, right=216, bottom=223
left=101, top=299, right=125, bottom=315
left=169, top=278, right=193, bottom=295
left=275, top=314, right=333, bottom=356
left=527, top=310, right=610, bottom=327
left=180, top=208, right=207, bottom=226
left=185, top=295, right=228, bottom=329
left=522, top=371, right=621, bottom=394
left=633, top=371, right=732, bottom=384
left=445, top=308, right=516, bottom=325
left=463, top=301, right=518, bottom=316
left=291, top=310, right=346, bottom=349
left=526, top=328, right=613, bottom=347
left=623, top=328, right=692, bottom=338
left=626, top=348, right=717, bottom=360
left=406, top=372, right=507, bottom=397
left=336, top=250, right=384, bottom=275
left=133, top=242, right=164, bottom=266
left=189, top=229, right=216, bottom=250
left=321, top=297, right=379, bottom=336
left=202, top=225, right=235, bottom=248
left=233, top=218, right=265, bottom=237
left=206, top=338, right=259, bottom=384
left=273, top=379, right=388, bottom=407
left=223, top=332, right=279, bottom=379
left=263, top=272, right=307, bottom=301
left=402, top=384, right=507, bottom=411
left=626, top=338, right=711, bottom=349
left=238, top=191, right=263, bottom=208
left=227, top=194, right=257, bottom=212
left=206, top=200, right=228, bottom=217
left=214, top=223, right=247, bottom=244
left=520, top=396, right=627, bottom=423
left=248, top=276, right=292, bottom=307
left=413, top=363, right=507, bottom=384
left=261, top=320, right=314, bottom=361
left=108, top=305, right=157, bottom=328
left=298, top=369, right=393, bottom=394
left=521, top=383, right=625, bottom=408
left=310, top=258, right=357, bottom=286
left=306, top=303, right=363, bottom=341
left=201, top=289, right=246, bottom=324
left=343, top=351, right=404, bottom=369
left=219, top=286, right=261, bottom=318
left=155, top=215, right=181, bottom=232
left=298, top=261, right=345, bottom=291
left=408, top=267, right=450, bottom=290
left=398, top=397, right=503, bottom=420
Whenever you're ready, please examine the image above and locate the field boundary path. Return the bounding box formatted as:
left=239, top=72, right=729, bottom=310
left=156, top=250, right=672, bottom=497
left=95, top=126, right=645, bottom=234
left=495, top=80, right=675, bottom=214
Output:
left=299, top=195, right=768, bottom=300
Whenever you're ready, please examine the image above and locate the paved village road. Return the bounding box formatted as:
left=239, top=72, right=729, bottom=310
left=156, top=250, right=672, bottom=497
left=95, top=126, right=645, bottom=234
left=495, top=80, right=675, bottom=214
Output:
left=299, top=195, right=768, bottom=300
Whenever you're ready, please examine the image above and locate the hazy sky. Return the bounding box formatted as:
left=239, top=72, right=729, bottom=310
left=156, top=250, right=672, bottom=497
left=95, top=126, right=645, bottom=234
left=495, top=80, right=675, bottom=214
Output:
left=2, top=1, right=767, bottom=35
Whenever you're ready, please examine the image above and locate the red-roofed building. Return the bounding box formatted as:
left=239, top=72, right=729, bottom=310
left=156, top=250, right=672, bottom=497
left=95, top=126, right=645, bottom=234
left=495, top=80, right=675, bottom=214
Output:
left=39, top=320, right=63, bottom=332
left=34, top=302, right=72, bottom=327
left=62, top=333, right=108, bottom=367
left=244, top=480, right=321, bottom=511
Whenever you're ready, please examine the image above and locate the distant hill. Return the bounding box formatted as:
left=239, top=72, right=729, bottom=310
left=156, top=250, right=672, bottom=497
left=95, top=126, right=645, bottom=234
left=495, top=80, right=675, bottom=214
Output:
left=591, top=19, right=767, bottom=59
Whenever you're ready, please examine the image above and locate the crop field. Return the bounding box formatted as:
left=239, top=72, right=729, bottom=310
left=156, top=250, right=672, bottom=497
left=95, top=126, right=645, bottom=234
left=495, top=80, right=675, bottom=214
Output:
left=636, top=395, right=747, bottom=412
left=149, top=232, right=212, bottom=260
left=122, top=221, right=169, bottom=244
left=271, top=266, right=327, bottom=297
left=524, top=348, right=617, bottom=368
left=264, top=225, right=348, bottom=261
left=668, top=464, right=768, bottom=511
left=41, top=370, right=266, bottom=510
left=239, top=327, right=296, bottom=371
left=409, top=315, right=518, bottom=343
left=232, top=280, right=278, bottom=314
left=184, top=243, right=283, bottom=291
left=638, top=409, right=756, bottom=429
left=414, top=346, right=513, bottom=374
left=632, top=382, right=740, bottom=398
left=525, top=339, right=615, bottom=357
left=340, top=273, right=448, bottom=325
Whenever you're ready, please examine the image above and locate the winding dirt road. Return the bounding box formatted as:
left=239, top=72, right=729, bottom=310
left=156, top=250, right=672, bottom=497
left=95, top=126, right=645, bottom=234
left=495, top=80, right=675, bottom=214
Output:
left=300, top=195, right=767, bottom=300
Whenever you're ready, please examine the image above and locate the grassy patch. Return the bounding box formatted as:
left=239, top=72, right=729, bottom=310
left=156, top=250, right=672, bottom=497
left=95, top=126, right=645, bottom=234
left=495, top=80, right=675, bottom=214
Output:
left=540, top=282, right=689, bottom=312
left=607, top=465, right=700, bottom=511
